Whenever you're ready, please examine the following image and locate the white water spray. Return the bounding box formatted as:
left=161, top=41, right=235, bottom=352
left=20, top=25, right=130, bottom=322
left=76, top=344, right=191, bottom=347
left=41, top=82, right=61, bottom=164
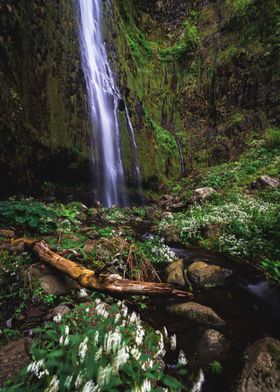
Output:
left=76, top=0, right=128, bottom=207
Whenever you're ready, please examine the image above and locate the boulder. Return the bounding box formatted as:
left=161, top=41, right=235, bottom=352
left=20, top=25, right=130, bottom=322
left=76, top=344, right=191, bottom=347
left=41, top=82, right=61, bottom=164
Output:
left=190, top=187, right=216, bottom=203
left=187, top=261, right=233, bottom=288
left=252, top=175, right=279, bottom=189
left=197, top=329, right=230, bottom=367
left=167, top=302, right=225, bottom=329
left=236, top=337, right=280, bottom=392
left=161, top=224, right=180, bottom=243
left=0, top=338, right=32, bottom=387
left=166, top=259, right=186, bottom=287
left=40, top=274, right=77, bottom=295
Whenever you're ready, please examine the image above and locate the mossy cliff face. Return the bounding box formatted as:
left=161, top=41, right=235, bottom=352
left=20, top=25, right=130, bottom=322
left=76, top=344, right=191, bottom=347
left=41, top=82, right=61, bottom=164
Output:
left=0, top=1, right=91, bottom=197
left=110, top=0, right=279, bottom=188
left=0, top=0, right=279, bottom=197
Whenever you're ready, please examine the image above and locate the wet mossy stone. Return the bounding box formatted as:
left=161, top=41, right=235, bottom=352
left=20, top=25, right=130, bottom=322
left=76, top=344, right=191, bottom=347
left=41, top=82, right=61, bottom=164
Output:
left=236, top=337, right=280, bottom=392
left=167, top=302, right=226, bottom=330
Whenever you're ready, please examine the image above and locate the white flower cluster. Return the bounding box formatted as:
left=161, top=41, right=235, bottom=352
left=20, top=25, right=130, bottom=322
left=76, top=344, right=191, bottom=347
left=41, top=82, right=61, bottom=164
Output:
left=151, top=242, right=176, bottom=263
left=27, top=359, right=49, bottom=379
left=44, top=375, right=59, bottom=392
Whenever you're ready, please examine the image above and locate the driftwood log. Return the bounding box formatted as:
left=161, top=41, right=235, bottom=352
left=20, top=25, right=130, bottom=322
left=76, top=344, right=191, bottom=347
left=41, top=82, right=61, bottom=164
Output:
left=13, top=238, right=192, bottom=298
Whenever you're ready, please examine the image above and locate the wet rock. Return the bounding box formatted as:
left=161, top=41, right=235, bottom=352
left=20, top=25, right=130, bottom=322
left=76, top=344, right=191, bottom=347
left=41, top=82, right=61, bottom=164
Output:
left=197, top=329, right=230, bottom=367
left=40, top=274, right=77, bottom=295
left=166, top=259, right=186, bottom=287
left=162, top=224, right=180, bottom=243
left=47, top=304, right=71, bottom=320
left=167, top=302, right=226, bottom=329
left=187, top=261, right=233, bottom=288
left=190, top=187, right=216, bottom=203
left=236, top=337, right=280, bottom=392
left=252, top=175, right=279, bottom=189
left=0, top=338, right=32, bottom=387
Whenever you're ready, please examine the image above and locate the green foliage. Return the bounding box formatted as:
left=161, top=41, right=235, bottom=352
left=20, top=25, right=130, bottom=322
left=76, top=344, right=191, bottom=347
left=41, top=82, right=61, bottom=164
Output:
left=260, top=259, right=280, bottom=283
left=2, top=302, right=182, bottom=391
left=0, top=200, right=56, bottom=233
left=151, top=120, right=178, bottom=153
left=158, top=193, right=280, bottom=270
left=159, top=19, right=199, bottom=62
left=264, top=127, right=280, bottom=148
left=0, top=199, right=83, bottom=234
left=209, top=360, right=223, bottom=375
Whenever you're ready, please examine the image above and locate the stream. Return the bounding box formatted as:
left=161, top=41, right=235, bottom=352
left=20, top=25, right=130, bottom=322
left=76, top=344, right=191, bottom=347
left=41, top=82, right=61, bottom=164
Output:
left=141, top=243, right=280, bottom=391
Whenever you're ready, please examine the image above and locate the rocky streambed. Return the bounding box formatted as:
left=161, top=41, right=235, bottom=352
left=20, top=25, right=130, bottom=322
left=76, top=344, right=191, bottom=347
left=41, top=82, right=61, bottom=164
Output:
left=0, top=206, right=280, bottom=391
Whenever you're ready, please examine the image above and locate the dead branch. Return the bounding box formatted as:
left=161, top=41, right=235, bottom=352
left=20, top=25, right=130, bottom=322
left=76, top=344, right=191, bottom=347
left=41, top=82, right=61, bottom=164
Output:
left=12, top=238, right=193, bottom=298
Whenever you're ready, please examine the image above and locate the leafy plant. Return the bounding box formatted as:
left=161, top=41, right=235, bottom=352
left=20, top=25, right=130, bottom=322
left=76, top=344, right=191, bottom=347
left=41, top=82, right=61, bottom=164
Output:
left=2, top=301, right=183, bottom=391
left=209, top=360, right=223, bottom=375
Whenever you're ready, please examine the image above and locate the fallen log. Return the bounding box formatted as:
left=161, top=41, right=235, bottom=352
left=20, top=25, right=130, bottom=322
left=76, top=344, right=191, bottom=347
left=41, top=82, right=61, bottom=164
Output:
left=13, top=238, right=193, bottom=298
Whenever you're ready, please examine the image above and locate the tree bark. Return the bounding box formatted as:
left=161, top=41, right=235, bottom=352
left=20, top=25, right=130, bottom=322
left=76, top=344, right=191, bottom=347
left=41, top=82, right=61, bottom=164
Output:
left=13, top=238, right=193, bottom=298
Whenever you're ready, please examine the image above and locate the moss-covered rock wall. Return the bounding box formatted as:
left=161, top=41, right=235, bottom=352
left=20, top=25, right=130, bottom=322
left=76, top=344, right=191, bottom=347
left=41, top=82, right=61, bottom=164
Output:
left=110, top=0, right=279, bottom=188
left=0, top=1, right=91, bottom=198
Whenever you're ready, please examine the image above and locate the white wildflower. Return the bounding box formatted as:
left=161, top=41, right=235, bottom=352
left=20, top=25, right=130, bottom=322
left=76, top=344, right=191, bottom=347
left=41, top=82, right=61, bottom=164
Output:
left=27, top=359, right=49, bottom=379
left=53, top=313, right=62, bottom=323
left=133, top=379, right=151, bottom=392
left=97, top=364, right=112, bottom=387
left=64, top=325, right=69, bottom=335
left=78, top=337, right=89, bottom=362
left=44, top=375, right=59, bottom=392
left=163, top=326, right=168, bottom=339
left=135, top=324, right=145, bottom=346
left=95, top=347, right=103, bottom=360
left=156, top=330, right=166, bottom=357
left=78, top=288, right=89, bottom=298
left=113, top=346, right=129, bottom=373
left=64, top=375, right=73, bottom=389
left=75, top=371, right=84, bottom=389
left=114, top=313, right=121, bottom=323
left=170, top=334, right=177, bottom=350
left=104, top=329, right=122, bottom=353
left=178, top=350, right=188, bottom=365
left=82, top=380, right=99, bottom=392
left=131, top=346, right=141, bottom=360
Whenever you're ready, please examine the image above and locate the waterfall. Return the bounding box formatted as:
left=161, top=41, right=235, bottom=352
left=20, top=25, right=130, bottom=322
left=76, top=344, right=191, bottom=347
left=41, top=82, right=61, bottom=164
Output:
left=76, top=0, right=128, bottom=207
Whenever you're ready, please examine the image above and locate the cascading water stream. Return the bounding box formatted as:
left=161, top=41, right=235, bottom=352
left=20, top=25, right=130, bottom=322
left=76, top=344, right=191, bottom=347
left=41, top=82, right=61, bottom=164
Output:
left=76, top=0, right=129, bottom=207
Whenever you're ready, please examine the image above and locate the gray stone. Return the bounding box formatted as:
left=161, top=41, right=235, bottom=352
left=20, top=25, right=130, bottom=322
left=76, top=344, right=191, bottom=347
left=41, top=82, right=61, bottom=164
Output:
left=252, top=175, right=279, bottom=189
left=168, top=302, right=225, bottom=329
left=197, top=329, right=230, bottom=367
left=192, top=187, right=216, bottom=201
left=40, top=274, right=77, bottom=295
left=236, top=337, right=280, bottom=392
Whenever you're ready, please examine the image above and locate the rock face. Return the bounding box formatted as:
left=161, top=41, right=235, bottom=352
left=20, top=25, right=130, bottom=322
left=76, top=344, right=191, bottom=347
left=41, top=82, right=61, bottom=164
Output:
left=0, top=338, right=32, bottom=387
left=197, top=329, right=230, bottom=367
left=187, top=261, right=233, bottom=288
left=167, top=302, right=225, bottom=329
left=166, top=259, right=186, bottom=287
left=252, top=175, right=279, bottom=189
left=236, top=337, right=280, bottom=392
